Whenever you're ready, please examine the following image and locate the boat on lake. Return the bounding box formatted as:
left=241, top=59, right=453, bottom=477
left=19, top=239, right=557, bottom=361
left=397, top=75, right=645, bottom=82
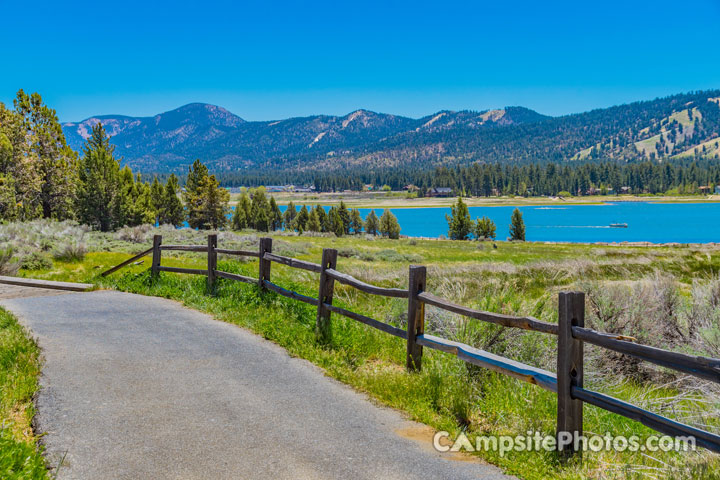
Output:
left=609, top=223, right=628, bottom=228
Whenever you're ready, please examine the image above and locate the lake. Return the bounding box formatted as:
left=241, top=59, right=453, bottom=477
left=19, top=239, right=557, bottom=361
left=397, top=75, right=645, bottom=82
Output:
left=279, top=202, right=720, bottom=243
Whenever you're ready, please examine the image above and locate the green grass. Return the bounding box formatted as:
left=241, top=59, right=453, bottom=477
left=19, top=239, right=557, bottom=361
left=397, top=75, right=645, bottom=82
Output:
left=0, top=308, right=48, bottom=479
left=13, top=231, right=720, bottom=479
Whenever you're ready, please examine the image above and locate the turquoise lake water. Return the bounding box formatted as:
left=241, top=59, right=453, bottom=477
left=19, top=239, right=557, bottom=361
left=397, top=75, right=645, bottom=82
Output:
left=278, top=202, right=720, bottom=243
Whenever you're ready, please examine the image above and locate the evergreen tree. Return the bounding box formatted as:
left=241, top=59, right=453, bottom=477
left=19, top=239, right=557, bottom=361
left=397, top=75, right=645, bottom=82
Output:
left=283, top=200, right=297, bottom=230
left=509, top=208, right=526, bottom=241
left=307, top=208, right=322, bottom=232
left=184, top=159, right=209, bottom=204
left=234, top=191, right=251, bottom=229
left=337, top=201, right=351, bottom=234
left=232, top=203, right=247, bottom=230
left=333, top=210, right=344, bottom=237
left=129, top=180, right=155, bottom=226
left=77, top=123, right=120, bottom=231
left=295, top=205, right=309, bottom=232
left=149, top=177, right=164, bottom=224
left=379, top=209, right=401, bottom=239
left=314, top=205, right=328, bottom=232
left=475, top=216, right=496, bottom=240
left=349, top=208, right=364, bottom=234
left=365, top=210, right=380, bottom=235
left=446, top=197, right=474, bottom=240
left=0, top=174, right=18, bottom=220
left=14, top=90, right=77, bottom=220
left=250, top=187, right=270, bottom=231
left=160, top=174, right=184, bottom=226
left=112, top=167, right=135, bottom=228
left=187, top=174, right=229, bottom=230
left=269, top=196, right=283, bottom=230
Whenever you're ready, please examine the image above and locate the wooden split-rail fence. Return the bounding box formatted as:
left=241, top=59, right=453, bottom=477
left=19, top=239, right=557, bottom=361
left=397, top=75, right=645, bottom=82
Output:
left=102, top=234, right=720, bottom=458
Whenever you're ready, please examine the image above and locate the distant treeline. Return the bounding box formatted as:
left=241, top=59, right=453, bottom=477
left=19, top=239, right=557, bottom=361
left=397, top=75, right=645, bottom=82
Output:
left=214, top=158, right=720, bottom=196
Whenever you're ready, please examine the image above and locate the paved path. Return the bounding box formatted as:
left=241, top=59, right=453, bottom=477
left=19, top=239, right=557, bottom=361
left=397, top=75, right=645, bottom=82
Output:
left=1, top=290, right=510, bottom=480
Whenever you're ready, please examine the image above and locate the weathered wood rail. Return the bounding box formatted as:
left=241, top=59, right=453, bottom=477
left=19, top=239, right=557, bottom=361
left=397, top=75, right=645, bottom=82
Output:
left=102, top=234, right=720, bottom=458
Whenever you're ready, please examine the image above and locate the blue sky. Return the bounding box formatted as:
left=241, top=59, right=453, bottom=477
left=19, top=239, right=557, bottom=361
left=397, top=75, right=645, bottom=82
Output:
left=1, top=0, right=719, bottom=122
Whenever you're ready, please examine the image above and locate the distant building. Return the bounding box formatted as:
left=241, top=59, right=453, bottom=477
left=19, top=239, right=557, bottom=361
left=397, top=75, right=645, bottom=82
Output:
left=428, top=187, right=453, bottom=197
left=715, top=186, right=720, bottom=194
left=403, top=184, right=419, bottom=192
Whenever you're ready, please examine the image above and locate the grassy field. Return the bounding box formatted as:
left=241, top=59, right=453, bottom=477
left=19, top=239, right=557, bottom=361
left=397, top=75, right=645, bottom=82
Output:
left=0, top=308, right=48, bottom=479
left=237, top=191, right=720, bottom=209
left=4, top=221, right=720, bottom=479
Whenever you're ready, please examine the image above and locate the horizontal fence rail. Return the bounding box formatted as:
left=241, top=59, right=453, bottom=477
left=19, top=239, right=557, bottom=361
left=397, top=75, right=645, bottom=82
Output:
left=215, top=248, right=259, bottom=257
left=572, top=326, right=720, bottom=383
left=418, top=291, right=559, bottom=335
left=417, top=334, right=558, bottom=392
left=325, top=268, right=409, bottom=298
left=324, top=303, right=407, bottom=339
left=160, top=245, right=208, bottom=252
left=99, top=234, right=720, bottom=457
left=572, top=386, right=720, bottom=453
left=264, top=252, right=322, bottom=273
left=263, top=279, right=319, bottom=306
left=156, top=266, right=208, bottom=275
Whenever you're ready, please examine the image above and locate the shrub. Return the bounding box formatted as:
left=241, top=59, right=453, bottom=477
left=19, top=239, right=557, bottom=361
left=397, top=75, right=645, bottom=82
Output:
left=0, top=247, right=19, bottom=275
left=116, top=224, right=153, bottom=243
left=20, top=252, right=53, bottom=270
left=53, top=241, right=87, bottom=262
left=337, top=247, right=359, bottom=258
left=376, top=249, right=422, bottom=263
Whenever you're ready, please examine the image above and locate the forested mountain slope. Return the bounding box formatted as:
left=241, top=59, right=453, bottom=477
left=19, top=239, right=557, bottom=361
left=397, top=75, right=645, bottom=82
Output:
left=61, top=91, right=720, bottom=174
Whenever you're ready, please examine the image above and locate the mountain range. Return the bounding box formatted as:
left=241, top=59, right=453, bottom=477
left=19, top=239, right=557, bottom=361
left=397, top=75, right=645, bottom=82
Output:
left=61, top=90, right=720, bottom=175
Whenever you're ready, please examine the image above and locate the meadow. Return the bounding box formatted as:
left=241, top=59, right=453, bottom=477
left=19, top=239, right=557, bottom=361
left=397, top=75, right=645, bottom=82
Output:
left=2, top=220, right=720, bottom=479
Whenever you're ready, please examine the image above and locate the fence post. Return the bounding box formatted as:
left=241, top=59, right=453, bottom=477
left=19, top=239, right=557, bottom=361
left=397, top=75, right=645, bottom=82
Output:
left=557, top=291, right=585, bottom=460
left=258, top=237, right=272, bottom=289
left=406, top=265, right=426, bottom=371
left=315, top=248, right=338, bottom=344
left=207, top=234, right=217, bottom=294
left=151, top=234, right=162, bottom=278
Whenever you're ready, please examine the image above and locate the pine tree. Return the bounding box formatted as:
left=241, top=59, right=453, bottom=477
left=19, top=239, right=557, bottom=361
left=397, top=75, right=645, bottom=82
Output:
left=232, top=204, right=247, bottom=230
left=129, top=181, right=155, bottom=226
left=77, top=123, right=120, bottom=231
left=295, top=205, right=309, bottom=232
left=283, top=200, right=297, bottom=230
left=337, top=201, right=351, bottom=234
left=446, top=197, right=474, bottom=240
left=269, top=196, right=283, bottom=230
left=475, top=216, right=496, bottom=240
left=0, top=174, right=18, bottom=220
left=112, top=167, right=135, bottom=229
left=365, top=210, right=380, bottom=235
left=314, top=205, right=328, bottom=232
left=14, top=90, right=77, bottom=220
left=509, top=208, right=526, bottom=241
left=160, top=174, right=184, bottom=226
left=349, top=208, right=364, bottom=234
left=184, top=159, right=209, bottom=204
left=379, top=209, right=401, bottom=239
left=307, top=208, right=321, bottom=232
left=187, top=174, right=229, bottom=230
left=234, top=191, right=251, bottom=229
left=149, top=177, right=164, bottom=224
left=250, top=187, right=270, bottom=232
